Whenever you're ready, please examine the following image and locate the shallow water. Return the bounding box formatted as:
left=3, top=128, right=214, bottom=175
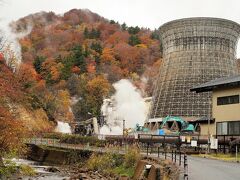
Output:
left=11, top=158, right=70, bottom=180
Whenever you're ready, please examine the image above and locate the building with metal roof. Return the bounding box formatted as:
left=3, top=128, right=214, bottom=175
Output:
left=191, top=75, right=240, bottom=136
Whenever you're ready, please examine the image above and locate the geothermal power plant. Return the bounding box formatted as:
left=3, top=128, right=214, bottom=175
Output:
left=149, top=17, right=240, bottom=120
left=66, top=18, right=240, bottom=136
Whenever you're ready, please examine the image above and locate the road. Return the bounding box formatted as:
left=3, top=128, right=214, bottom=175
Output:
left=188, top=156, right=240, bottom=180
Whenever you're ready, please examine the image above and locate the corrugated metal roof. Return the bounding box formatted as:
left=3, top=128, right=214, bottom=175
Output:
left=191, top=75, right=240, bottom=92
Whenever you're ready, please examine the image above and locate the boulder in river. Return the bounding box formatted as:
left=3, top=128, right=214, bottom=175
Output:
left=45, top=167, right=60, bottom=173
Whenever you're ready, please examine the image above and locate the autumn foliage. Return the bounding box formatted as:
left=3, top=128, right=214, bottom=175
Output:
left=0, top=106, right=27, bottom=157
left=6, top=9, right=162, bottom=122
left=0, top=62, right=28, bottom=164
left=0, top=9, right=165, bottom=163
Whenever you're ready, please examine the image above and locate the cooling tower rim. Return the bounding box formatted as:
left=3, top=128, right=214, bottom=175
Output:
left=159, top=17, right=240, bottom=34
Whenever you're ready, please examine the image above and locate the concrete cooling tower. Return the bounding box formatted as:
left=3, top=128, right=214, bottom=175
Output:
left=150, top=18, right=240, bottom=119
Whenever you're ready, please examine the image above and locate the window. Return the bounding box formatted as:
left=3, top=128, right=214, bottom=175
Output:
left=217, top=121, right=240, bottom=135
left=217, top=95, right=239, bottom=105
left=217, top=122, right=228, bottom=135
left=228, top=122, right=240, bottom=135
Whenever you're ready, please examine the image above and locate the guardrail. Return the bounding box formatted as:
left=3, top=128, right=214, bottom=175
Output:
left=25, top=138, right=187, bottom=179
left=143, top=143, right=188, bottom=180
left=24, top=138, right=129, bottom=154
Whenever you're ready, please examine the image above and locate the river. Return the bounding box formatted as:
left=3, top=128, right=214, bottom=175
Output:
left=12, top=158, right=70, bottom=180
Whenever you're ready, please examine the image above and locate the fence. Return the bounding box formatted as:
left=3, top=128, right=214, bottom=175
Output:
left=24, top=138, right=95, bottom=151
left=25, top=137, right=188, bottom=179
left=143, top=143, right=188, bottom=180
left=24, top=138, right=132, bottom=155
left=138, top=134, right=240, bottom=153
left=215, top=135, right=240, bottom=153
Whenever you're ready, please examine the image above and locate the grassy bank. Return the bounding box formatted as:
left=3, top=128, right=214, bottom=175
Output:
left=194, top=153, right=240, bottom=162
left=0, top=159, right=36, bottom=179
left=28, top=143, right=139, bottom=178
left=86, top=146, right=140, bottom=178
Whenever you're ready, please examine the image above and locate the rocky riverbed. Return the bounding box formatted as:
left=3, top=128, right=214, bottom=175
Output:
left=67, top=168, right=118, bottom=180
left=11, top=159, right=119, bottom=180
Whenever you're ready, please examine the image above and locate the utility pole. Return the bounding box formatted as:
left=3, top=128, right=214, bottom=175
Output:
left=123, top=119, right=125, bottom=136
left=207, top=98, right=211, bottom=154
left=123, top=119, right=126, bottom=152
left=236, top=145, right=238, bottom=162
left=208, top=117, right=210, bottom=154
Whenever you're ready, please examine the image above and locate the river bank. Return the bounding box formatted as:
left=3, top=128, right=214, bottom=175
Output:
left=15, top=144, right=125, bottom=179
left=8, top=158, right=117, bottom=180
left=8, top=144, right=180, bottom=180
left=0, top=158, right=68, bottom=180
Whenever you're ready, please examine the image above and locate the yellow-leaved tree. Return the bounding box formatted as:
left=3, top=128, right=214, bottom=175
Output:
left=86, top=75, right=111, bottom=116
left=54, top=90, right=74, bottom=122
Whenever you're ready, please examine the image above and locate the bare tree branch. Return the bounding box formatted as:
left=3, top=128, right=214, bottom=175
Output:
left=0, top=36, right=7, bottom=51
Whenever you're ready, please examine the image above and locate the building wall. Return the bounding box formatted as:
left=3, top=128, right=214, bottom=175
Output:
left=200, top=123, right=215, bottom=136
left=150, top=18, right=240, bottom=119
left=212, top=87, right=240, bottom=122
left=200, top=87, right=240, bottom=135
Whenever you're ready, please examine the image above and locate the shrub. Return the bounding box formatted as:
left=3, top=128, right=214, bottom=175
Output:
left=87, top=153, right=114, bottom=171
left=124, top=146, right=141, bottom=168
left=0, top=160, right=18, bottom=178
left=41, top=132, right=63, bottom=139
left=19, top=164, right=36, bottom=176
left=85, top=148, right=140, bottom=178
left=113, top=165, right=135, bottom=177
left=41, top=133, right=106, bottom=147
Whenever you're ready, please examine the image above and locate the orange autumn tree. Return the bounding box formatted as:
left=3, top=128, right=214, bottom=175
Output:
left=100, top=47, right=116, bottom=63
left=0, top=62, right=28, bottom=166
left=40, top=58, right=63, bottom=83
left=86, top=75, right=111, bottom=116
left=17, top=63, right=37, bottom=90
left=0, top=107, right=27, bottom=165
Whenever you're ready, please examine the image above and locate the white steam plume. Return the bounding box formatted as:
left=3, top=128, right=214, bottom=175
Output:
left=100, top=79, right=147, bottom=135
left=55, top=121, right=72, bottom=134
left=0, top=19, right=32, bottom=66
left=114, top=79, right=147, bottom=127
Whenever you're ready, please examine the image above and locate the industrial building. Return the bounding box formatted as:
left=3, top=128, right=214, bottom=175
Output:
left=191, top=75, right=240, bottom=136
left=149, top=18, right=240, bottom=122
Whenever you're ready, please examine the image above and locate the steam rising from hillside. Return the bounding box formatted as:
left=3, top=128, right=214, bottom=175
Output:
left=55, top=121, right=72, bottom=134
left=100, top=79, right=147, bottom=135
left=0, top=19, right=32, bottom=66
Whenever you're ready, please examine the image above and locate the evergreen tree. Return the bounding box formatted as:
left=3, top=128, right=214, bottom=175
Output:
left=151, top=30, right=160, bottom=40
left=61, top=56, right=74, bottom=80
left=128, top=35, right=141, bottom=46
left=94, top=55, right=101, bottom=65
left=72, top=45, right=87, bottom=72
left=88, top=28, right=101, bottom=39
left=33, top=56, right=46, bottom=73
left=90, top=42, right=103, bottom=54
left=84, top=27, right=89, bottom=39
left=128, top=26, right=140, bottom=34
left=110, top=20, right=116, bottom=24
left=121, top=22, right=127, bottom=31
left=95, top=29, right=101, bottom=38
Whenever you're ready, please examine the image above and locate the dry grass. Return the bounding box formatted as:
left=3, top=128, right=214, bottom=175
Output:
left=194, top=153, right=240, bottom=162
left=86, top=146, right=141, bottom=177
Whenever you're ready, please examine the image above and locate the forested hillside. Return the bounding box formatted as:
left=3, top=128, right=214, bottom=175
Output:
left=10, top=9, right=162, bottom=122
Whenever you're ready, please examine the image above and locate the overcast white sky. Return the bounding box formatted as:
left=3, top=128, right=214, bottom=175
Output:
left=1, top=0, right=240, bottom=56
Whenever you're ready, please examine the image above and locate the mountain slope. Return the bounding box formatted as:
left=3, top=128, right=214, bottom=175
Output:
left=11, top=9, right=162, bottom=121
